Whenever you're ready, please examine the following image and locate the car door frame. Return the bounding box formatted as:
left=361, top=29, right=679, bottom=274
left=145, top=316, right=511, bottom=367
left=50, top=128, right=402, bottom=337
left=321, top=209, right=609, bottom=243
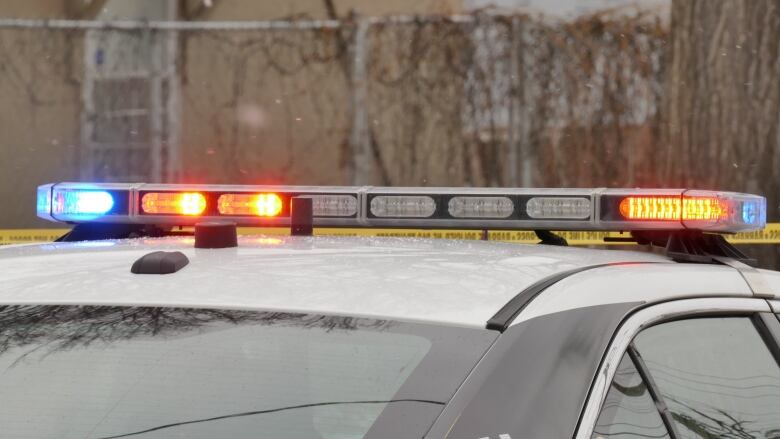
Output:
left=574, top=297, right=780, bottom=439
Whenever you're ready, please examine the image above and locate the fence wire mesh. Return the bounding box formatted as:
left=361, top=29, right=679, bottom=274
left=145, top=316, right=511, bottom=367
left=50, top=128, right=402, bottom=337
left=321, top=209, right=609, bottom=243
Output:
left=0, top=14, right=666, bottom=192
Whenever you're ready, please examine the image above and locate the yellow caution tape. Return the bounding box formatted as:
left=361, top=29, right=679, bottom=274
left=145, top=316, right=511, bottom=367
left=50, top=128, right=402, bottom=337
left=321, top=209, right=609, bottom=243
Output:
left=723, top=223, right=780, bottom=244
left=240, top=225, right=780, bottom=245
left=2, top=224, right=780, bottom=246
left=0, top=229, right=70, bottom=245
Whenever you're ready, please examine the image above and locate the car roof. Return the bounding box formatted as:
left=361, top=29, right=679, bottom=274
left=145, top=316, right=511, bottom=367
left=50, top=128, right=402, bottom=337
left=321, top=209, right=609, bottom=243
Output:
left=1, top=235, right=775, bottom=328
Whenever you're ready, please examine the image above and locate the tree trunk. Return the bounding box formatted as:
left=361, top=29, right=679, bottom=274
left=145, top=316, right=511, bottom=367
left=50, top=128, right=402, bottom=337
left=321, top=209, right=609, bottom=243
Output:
left=663, top=0, right=780, bottom=266
left=664, top=0, right=780, bottom=195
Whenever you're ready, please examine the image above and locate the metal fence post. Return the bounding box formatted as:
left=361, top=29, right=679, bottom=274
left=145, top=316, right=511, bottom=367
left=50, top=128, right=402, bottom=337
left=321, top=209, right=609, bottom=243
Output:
left=507, top=16, right=520, bottom=187
left=164, top=27, right=180, bottom=183
left=349, top=18, right=371, bottom=186
left=148, top=26, right=163, bottom=183
left=517, top=19, right=534, bottom=188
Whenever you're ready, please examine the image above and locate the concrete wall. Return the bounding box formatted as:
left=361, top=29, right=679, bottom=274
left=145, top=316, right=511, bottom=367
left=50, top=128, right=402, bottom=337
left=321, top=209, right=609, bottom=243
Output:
left=0, top=0, right=69, bottom=18
left=177, top=30, right=350, bottom=186
left=0, top=0, right=463, bottom=228
left=0, top=27, right=85, bottom=228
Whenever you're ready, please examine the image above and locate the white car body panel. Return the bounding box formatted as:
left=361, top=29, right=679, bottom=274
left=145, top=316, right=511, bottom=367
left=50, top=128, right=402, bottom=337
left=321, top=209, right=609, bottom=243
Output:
left=513, top=263, right=757, bottom=324
left=758, top=269, right=780, bottom=304
left=0, top=235, right=673, bottom=328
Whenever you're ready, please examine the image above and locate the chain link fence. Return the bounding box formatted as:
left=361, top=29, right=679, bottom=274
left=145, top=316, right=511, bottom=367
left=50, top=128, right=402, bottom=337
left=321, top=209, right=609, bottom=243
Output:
left=2, top=13, right=665, bottom=226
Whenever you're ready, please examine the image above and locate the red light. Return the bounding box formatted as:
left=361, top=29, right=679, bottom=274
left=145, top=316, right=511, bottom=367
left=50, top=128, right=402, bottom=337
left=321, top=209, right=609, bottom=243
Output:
left=141, top=192, right=206, bottom=215
left=619, top=196, right=728, bottom=221
left=218, top=193, right=283, bottom=217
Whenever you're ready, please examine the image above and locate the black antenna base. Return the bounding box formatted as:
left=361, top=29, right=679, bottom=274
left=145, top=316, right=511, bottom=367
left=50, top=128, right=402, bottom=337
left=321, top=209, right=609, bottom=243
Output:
left=535, top=230, right=568, bottom=246
left=631, top=230, right=756, bottom=266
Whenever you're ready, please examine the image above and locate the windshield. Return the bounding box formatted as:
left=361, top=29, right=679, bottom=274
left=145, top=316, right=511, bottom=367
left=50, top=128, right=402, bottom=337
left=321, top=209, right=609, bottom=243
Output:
left=0, top=305, right=495, bottom=439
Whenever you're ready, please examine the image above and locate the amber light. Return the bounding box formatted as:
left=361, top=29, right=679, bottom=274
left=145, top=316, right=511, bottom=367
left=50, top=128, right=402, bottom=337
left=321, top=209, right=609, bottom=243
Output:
left=218, top=193, right=283, bottom=217
left=619, top=196, right=728, bottom=221
left=141, top=192, right=207, bottom=215
left=682, top=197, right=728, bottom=220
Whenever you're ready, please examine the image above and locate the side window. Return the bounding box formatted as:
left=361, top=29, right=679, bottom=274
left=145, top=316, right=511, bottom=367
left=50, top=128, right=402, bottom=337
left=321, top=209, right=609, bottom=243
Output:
left=591, top=352, right=671, bottom=439
left=634, top=317, right=780, bottom=438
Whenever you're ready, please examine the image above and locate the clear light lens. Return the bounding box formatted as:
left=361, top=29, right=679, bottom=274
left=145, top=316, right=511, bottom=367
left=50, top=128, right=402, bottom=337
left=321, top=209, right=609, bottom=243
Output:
left=52, top=190, right=114, bottom=217
left=141, top=192, right=206, bottom=216
left=370, top=196, right=436, bottom=218
left=448, top=196, right=514, bottom=218
left=526, top=197, right=591, bottom=219
left=312, top=195, right=358, bottom=217
left=218, top=193, right=282, bottom=217
left=681, top=192, right=767, bottom=231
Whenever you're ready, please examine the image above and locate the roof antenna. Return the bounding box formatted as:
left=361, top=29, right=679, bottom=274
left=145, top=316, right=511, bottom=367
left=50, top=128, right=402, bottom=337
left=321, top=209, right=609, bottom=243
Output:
left=291, top=196, right=314, bottom=236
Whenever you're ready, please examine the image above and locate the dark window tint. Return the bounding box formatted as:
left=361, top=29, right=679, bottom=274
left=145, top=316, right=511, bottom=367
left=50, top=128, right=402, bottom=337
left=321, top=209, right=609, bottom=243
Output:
left=0, top=306, right=495, bottom=439
left=591, top=352, right=671, bottom=439
left=635, top=317, right=780, bottom=438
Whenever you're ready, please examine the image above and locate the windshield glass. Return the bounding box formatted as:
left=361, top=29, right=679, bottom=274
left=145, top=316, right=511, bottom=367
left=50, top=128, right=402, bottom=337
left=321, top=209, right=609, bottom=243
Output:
left=0, top=305, right=495, bottom=439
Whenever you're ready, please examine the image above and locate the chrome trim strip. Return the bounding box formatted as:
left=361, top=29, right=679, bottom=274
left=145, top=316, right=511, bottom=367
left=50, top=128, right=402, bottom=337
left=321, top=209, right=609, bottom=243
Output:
left=574, top=297, right=771, bottom=439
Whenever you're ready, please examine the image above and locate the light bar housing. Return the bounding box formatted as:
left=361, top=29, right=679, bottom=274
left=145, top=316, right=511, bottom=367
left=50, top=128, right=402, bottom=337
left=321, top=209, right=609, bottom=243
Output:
left=36, top=183, right=767, bottom=233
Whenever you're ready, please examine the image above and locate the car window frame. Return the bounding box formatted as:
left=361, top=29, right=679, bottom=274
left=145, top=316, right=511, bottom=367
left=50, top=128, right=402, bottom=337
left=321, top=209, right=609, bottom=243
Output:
left=589, top=347, right=675, bottom=439
left=575, top=297, right=779, bottom=439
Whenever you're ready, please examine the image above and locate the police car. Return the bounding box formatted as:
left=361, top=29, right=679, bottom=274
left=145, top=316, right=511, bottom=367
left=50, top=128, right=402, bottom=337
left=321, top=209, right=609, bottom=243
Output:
left=1, top=183, right=779, bottom=439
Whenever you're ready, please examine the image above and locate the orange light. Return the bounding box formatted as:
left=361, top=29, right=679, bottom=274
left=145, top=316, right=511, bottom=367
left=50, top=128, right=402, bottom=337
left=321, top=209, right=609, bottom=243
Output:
left=619, top=196, right=680, bottom=221
left=682, top=197, right=728, bottom=220
left=619, top=196, right=728, bottom=221
left=141, top=192, right=206, bottom=215
left=217, top=193, right=283, bottom=217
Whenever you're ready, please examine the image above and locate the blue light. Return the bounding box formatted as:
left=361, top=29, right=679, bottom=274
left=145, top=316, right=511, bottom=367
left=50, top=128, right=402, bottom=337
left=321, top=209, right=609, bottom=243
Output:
left=53, top=190, right=114, bottom=218
left=36, top=187, right=51, bottom=216
left=741, top=200, right=766, bottom=226
left=742, top=202, right=757, bottom=224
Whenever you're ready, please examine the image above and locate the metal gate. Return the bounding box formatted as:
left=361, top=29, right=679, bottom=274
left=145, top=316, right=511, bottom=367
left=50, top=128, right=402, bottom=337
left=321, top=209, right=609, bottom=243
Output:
left=81, top=27, right=179, bottom=182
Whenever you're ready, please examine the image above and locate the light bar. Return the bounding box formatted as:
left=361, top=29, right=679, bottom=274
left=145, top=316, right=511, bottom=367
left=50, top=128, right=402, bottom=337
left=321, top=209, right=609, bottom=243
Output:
left=35, top=184, right=121, bottom=221
left=35, top=184, right=767, bottom=233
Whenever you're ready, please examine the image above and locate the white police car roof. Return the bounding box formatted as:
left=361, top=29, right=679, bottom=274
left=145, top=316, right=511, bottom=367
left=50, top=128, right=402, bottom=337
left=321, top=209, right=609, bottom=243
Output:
left=2, top=235, right=777, bottom=328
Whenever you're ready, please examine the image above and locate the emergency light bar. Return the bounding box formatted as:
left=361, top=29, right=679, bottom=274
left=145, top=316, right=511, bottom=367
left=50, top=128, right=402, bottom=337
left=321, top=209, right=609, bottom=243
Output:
left=36, top=183, right=767, bottom=233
